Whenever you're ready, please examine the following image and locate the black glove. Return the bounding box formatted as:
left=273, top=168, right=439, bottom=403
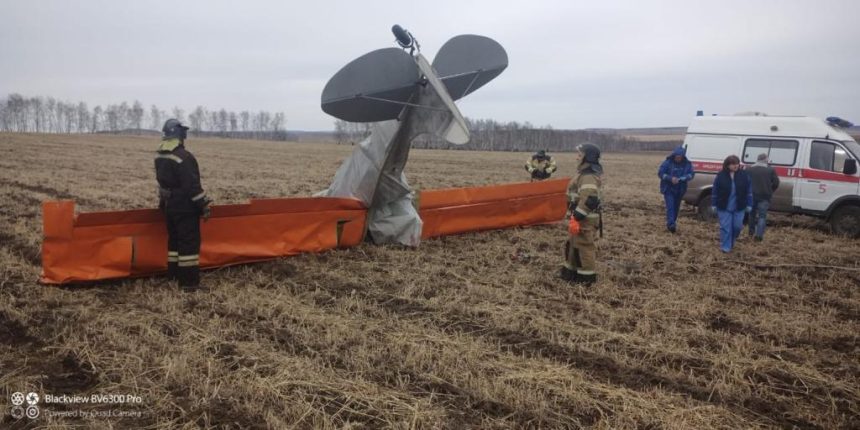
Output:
left=198, top=197, right=213, bottom=221
left=157, top=187, right=171, bottom=211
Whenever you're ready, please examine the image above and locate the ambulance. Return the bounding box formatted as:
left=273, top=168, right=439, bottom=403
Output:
left=682, top=114, right=860, bottom=237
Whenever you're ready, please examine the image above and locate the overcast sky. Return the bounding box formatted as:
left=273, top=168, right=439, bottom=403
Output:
left=2, top=0, right=859, bottom=130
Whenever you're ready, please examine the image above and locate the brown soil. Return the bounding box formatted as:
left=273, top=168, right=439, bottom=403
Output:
left=0, top=133, right=857, bottom=429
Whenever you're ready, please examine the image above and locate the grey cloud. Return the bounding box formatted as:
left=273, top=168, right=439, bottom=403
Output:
left=2, top=0, right=859, bottom=130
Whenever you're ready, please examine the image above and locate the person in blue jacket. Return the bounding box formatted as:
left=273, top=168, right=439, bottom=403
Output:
left=657, top=146, right=694, bottom=233
left=711, top=155, right=753, bottom=253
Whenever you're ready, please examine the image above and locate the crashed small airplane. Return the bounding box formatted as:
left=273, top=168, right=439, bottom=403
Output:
left=319, top=25, right=509, bottom=246
left=40, top=25, right=567, bottom=284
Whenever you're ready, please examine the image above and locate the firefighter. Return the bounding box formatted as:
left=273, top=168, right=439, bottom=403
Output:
left=525, top=150, right=557, bottom=181
left=561, top=143, right=603, bottom=286
left=155, top=119, right=211, bottom=292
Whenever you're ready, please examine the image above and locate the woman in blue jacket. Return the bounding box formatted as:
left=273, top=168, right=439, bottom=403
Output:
left=657, top=146, right=694, bottom=233
left=711, top=155, right=753, bottom=253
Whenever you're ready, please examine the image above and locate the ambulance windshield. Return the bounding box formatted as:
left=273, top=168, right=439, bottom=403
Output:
left=843, top=140, right=860, bottom=160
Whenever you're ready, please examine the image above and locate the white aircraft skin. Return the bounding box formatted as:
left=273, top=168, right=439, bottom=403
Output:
left=320, top=29, right=504, bottom=246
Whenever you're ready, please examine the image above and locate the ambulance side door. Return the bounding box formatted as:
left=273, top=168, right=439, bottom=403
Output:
left=740, top=138, right=798, bottom=212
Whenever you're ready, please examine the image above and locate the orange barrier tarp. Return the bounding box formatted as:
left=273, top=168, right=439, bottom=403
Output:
left=40, top=179, right=570, bottom=284
left=41, top=198, right=368, bottom=284
left=418, top=178, right=568, bottom=238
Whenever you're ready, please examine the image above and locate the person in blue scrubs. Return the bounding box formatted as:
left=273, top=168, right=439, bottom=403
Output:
left=711, top=155, right=752, bottom=253
left=657, top=146, right=694, bottom=233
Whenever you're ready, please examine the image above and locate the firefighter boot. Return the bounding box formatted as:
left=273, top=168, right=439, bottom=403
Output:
left=167, top=259, right=178, bottom=281
left=576, top=273, right=597, bottom=286
left=560, top=266, right=577, bottom=282
left=178, top=264, right=203, bottom=293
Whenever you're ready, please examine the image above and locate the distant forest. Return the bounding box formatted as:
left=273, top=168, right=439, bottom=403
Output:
left=335, top=119, right=680, bottom=152
left=0, top=93, right=681, bottom=151
left=0, top=93, right=290, bottom=140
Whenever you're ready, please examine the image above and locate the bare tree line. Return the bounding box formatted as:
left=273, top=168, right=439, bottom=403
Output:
left=334, top=118, right=679, bottom=152
left=0, top=93, right=290, bottom=140
left=1, top=93, right=679, bottom=150
left=333, top=120, right=372, bottom=145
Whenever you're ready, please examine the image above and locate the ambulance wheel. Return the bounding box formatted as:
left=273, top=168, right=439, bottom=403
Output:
left=697, top=194, right=716, bottom=222
left=831, top=205, right=860, bottom=238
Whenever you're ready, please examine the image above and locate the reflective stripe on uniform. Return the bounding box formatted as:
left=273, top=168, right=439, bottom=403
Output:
left=575, top=208, right=589, bottom=218
left=177, top=254, right=199, bottom=267
left=158, top=139, right=181, bottom=152
left=576, top=269, right=596, bottom=275
left=191, top=192, right=206, bottom=201
left=579, top=184, right=598, bottom=191
left=167, top=251, right=179, bottom=262
left=156, top=153, right=183, bottom=163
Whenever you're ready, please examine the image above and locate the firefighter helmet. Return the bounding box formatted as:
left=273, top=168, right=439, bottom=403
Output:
left=162, top=119, right=189, bottom=140
left=577, top=143, right=601, bottom=165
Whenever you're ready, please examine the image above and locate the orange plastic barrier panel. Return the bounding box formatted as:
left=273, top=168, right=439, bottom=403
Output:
left=41, top=198, right=368, bottom=284
left=419, top=178, right=568, bottom=239
left=40, top=180, right=570, bottom=284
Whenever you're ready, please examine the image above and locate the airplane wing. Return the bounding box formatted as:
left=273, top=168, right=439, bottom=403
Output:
left=321, top=48, right=420, bottom=122
left=432, top=35, right=508, bottom=101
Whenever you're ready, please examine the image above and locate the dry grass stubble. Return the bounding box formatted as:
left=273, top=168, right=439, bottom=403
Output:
left=0, top=133, right=857, bottom=429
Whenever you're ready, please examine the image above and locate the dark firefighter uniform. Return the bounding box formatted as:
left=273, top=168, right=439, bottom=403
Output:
left=525, top=150, right=557, bottom=181
left=155, top=119, right=211, bottom=291
left=561, top=144, right=603, bottom=285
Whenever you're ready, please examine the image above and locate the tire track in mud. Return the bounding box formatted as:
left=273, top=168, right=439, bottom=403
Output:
left=463, top=301, right=844, bottom=427
left=0, top=228, right=41, bottom=267
left=0, top=192, right=42, bottom=218
left=278, top=288, right=601, bottom=425
left=358, top=292, right=825, bottom=429
left=707, top=303, right=860, bottom=354
left=0, top=178, right=101, bottom=208
left=0, top=310, right=99, bottom=404
left=243, top=262, right=823, bottom=428
left=200, top=255, right=849, bottom=428
left=187, top=300, right=396, bottom=428
left=0, top=178, right=104, bottom=267
left=0, top=190, right=43, bottom=266
left=195, top=293, right=590, bottom=429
